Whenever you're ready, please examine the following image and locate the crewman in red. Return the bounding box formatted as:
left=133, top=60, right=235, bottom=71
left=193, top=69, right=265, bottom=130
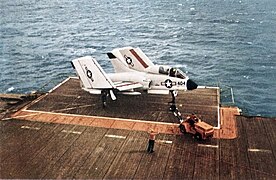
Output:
left=147, top=129, right=158, bottom=153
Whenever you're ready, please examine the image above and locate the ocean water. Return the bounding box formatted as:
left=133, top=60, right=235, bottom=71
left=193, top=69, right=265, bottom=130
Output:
left=1, top=0, right=275, bottom=117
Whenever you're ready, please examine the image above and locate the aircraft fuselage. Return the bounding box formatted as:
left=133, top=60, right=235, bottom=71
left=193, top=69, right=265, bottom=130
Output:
left=108, top=71, right=190, bottom=92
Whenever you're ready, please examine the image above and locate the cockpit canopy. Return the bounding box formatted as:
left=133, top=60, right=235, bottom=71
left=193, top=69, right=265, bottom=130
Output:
left=159, top=66, right=186, bottom=79
left=146, top=65, right=187, bottom=79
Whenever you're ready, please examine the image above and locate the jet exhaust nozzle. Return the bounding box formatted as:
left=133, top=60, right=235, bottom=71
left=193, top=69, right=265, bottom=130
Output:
left=187, top=79, right=198, bottom=90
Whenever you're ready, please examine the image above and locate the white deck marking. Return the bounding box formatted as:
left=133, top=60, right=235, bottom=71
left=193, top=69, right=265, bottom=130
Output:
left=10, top=113, right=39, bottom=120
left=23, top=109, right=179, bottom=126
left=214, top=104, right=221, bottom=129
left=197, top=86, right=219, bottom=89
left=54, top=105, right=93, bottom=112
left=214, top=87, right=221, bottom=130
left=105, top=134, right=126, bottom=139
left=48, top=77, right=72, bottom=93
left=198, top=144, right=219, bottom=148
left=21, top=125, right=41, bottom=130
left=157, top=140, right=173, bottom=144
left=61, top=130, right=82, bottom=135
left=248, top=149, right=272, bottom=153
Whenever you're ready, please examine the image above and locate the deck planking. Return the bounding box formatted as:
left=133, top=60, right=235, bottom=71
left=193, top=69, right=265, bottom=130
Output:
left=1, top=117, right=276, bottom=179
left=43, top=127, right=108, bottom=179
left=1, top=77, right=276, bottom=179
left=239, top=116, right=276, bottom=179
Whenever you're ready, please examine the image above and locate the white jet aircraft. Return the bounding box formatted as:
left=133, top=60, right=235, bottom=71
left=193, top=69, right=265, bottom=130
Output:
left=71, top=47, right=198, bottom=107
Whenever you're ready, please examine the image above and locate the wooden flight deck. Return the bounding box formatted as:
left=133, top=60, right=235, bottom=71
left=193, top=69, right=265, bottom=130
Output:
left=11, top=77, right=232, bottom=137
left=1, top=77, right=276, bottom=179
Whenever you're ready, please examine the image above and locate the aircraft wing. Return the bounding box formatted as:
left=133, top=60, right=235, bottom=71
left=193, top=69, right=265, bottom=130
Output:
left=113, top=81, right=143, bottom=91
left=71, top=56, right=143, bottom=92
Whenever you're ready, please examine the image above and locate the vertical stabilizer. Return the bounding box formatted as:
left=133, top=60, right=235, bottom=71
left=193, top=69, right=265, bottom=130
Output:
left=108, top=47, right=154, bottom=72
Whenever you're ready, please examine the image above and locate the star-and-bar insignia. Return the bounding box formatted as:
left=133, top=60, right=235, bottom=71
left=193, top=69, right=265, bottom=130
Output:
left=85, top=66, right=94, bottom=82
left=161, top=79, right=176, bottom=88
left=124, top=55, right=134, bottom=67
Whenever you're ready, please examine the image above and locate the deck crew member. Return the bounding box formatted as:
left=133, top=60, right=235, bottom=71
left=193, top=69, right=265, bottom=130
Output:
left=147, top=129, right=158, bottom=153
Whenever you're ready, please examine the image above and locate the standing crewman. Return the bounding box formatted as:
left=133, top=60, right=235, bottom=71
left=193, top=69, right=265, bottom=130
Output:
left=147, top=129, right=158, bottom=153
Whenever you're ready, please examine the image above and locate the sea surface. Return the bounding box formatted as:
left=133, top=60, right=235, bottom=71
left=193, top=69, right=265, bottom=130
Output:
left=1, top=0, right=275, bottom=117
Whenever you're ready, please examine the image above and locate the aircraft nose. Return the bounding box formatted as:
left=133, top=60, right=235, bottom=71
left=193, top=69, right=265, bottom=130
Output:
left=187, top=79, right=198, bottom=90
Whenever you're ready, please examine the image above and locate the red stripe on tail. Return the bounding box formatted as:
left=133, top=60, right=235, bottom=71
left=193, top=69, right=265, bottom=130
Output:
left=130, top=49, right=148, bottom=68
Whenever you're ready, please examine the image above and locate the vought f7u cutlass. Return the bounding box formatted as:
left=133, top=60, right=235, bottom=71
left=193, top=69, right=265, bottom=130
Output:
left=71, top=47, right=198, bottom=107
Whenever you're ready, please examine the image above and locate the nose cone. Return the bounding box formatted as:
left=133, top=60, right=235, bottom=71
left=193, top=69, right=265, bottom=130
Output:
left=187, top=79, right=198, bottom=90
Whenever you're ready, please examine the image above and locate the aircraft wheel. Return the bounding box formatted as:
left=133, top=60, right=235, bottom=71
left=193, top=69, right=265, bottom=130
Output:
left=194, top=133, right=202, bottom=141
left=179, top=124, right=186, bottom=134
left=102, top=101, right=107, bottom=108
left=169, top=105, right=176, bottom=112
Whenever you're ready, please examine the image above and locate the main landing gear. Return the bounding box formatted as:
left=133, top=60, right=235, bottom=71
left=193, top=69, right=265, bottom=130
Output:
left=169, top=90, right=178, bottom=111
left=101, top=90, right=108, bottom=108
